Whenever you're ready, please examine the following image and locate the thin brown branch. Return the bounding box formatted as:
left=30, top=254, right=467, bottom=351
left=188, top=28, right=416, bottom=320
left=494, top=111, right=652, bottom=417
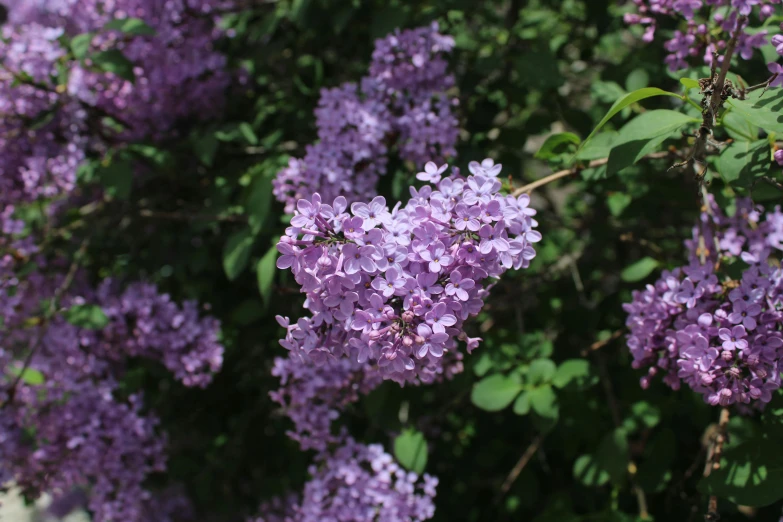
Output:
left=494, top=435, right=544, bottom=504
left=512, top=151, right=671, bottom=196
left=703, top=408, right=730, bottom=520
left=5, top=237, right=90, bottom=405
left=581, top=329, right=623, bottom=357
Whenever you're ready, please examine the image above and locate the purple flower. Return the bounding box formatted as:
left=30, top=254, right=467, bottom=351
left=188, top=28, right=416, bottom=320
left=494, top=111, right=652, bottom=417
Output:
left=415, top=323, right=449, bottom=358
left=416, top=161, right=448, bottom=183
left=718, top=325, right=749, bottom=351
left=425, top=302, right=457, bottom=333
left=419, top=242, right=453, bottom=273
left=351, top=196, right=391, bottom=230
left=444, top=270, right=475, bottom=302
left=728, top=299, right=762, bottom=330
left=478, top=222, right=510, bottom=254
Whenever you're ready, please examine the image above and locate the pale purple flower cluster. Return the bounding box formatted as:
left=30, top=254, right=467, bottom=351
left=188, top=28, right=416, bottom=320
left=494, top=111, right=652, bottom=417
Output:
left=624, top=198, right=783, bottom=407
left=0, top=246, right=224, bottom=520
left=250, top=436, right=437, bottom=522
left=273, top=23, right=459, bottom=213
left=624, top=0, right=781, bottom=71
left=275, top=159, right=540, bottom=386
left=0, top=0, right=232, bottom=206
left=0, top=24, right=89, bottom=206
left=5, top=0, right=233, bottom=141
left=270, top=352, right=382, bottom=451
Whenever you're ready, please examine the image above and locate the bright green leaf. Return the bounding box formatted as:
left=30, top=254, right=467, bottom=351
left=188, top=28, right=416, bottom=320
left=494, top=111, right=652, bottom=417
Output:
left=239, top=123, right=259, bottom=145
left=552, top=359, right=593, bottom=389
left=581, top=88, right=683, bottom=149
left=535, top=132, right=581, bottom=161
left=70, top=33, right=93, bottom=59
left=64, top=304, right=110, bottom=330
left=700, top=437, right=783, bottom=507
left=726, top=89, right=783, bottom=135
left=91, top=50, right=135, bottom=82
left=527, top=359, right=557, bottom=385
left=471, top=373, right=523, bottom=412
left=680, top=77, right=700, bottom=90
left=621, top=257, right=659, bottom=282
left=607, top=193, right=632, bottom=217
left=394, top=428, right=428, bottom=474
left=529, top=385, right=558, bottom=419
left=717, top=140, right=773, bottom=187
left=104, top=17, right=156, bottom=35
left=513, top=391, right=531, bottom=415
left=8, top=366, right=45, bottom=386
left=257, top=245, right=277, bottom=304
left=573, top=454, right=610, bottom=487
left=223, top=229, right=254, bottom=281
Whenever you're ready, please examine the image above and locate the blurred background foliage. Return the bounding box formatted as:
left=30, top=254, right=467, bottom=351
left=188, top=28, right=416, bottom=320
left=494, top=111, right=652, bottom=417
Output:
left=53, top=0, right=783, bottom=520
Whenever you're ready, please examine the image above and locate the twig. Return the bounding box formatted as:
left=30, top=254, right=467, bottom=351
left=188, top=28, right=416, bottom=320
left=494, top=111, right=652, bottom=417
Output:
left=703, top=408, right=730, bottom=521
left=581, top=330, right=623, bottom=357
left=494, top=435, right=544, bottom=504
left=761, top=176, right=783, bottom=192
left=670, top=15, right=746, bottom=179
left=4, top=237, right=90, bottom=405
left=512, top=151, right=671, bottom=196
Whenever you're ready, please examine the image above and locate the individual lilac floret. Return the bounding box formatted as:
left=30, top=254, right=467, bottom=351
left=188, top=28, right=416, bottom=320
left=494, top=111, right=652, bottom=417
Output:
left=249, top=437, right=437, bottom=522
left=275, top=159, right=539, bottom=387
left=624, top=198, right=783, bottom=408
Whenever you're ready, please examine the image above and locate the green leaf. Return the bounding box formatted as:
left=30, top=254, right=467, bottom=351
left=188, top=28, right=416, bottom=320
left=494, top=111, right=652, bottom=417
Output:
left=552, top=359, right=593, bottom=389
left=529, top=385, right=558, bottom=419
left=621, top=257, right=659, bottom=282
left=716, top=139, right=773, bottom=187
left=607, top=193, right=632, bottom=217
left=680, top=77, right=700, bottom=91
left=8, top=367, right=45, bottom=386
left=223, top=229, right=254, bottom=281
left=256, top=245, right=277, bottom=305
left=700, top=437, right=783, bottom=507
left=597, top=428, right=630, bottom=486
left=581, top=88, right=683, bottom=149
left=64, top=304, right=110, bottom=330
left=535, top=132, right=580, bottom=161
left=576, top=131, right=617, bottom=161
left=527, top=359, right=557, bottom=385
left=573, top=454, right=610, bottom=487
left=239, top=122, right=259, bottom=145
left=625, top=69, right=649, bottom=92
left=471, top=373, right=523, bottom=412
left=513, top=391, right=531, bottom=415
left=606, top=110, right=697, bottom=176
left=394, top=428, right=428, bottom=474
left=91, top=50, right=135, bottom=82
left=194, top=133, right=219, bottom=167
left=722, top=110, right=759, bottom=141
left=70, top=33, right=93, bottom=59
left=726, top=89, right=783, bottom=135
left=246, top=172, right=273, bottom=233
left=103, top=17, right=156, bottom=35
left=96, top=158, right=133, bottom=200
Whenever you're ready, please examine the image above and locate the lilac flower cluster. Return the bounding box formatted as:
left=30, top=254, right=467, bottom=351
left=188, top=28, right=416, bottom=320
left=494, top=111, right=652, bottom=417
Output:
left=270, top=352, right=382, bottom=451
left=250, top=436, right=437, bottom=522
left=624, top=0, right=781, bottom=71
left=0, top=24, right=89, bottom=206
left=624, top=198, right=783, bottom=407
left=0, top=246, right=224, bottom=520
left=0, top=0, right=232, bottom=206
left=275, top=159, right=540, bottom=386
left=273, top=23, right=459, bottom=213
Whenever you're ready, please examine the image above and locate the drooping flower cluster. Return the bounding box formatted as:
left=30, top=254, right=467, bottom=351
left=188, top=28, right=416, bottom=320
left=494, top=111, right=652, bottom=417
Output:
left=0, top=246, right=224, bottom=520
left=0, top=0, right=232, bottom=205
left=273, top=23, right=459, bottom=213
left=624, top=0, right=781, bottom=71
left=624, top=198, right=783, bottom=407
left=275, top=159, right=540, bottom=387
left=270, top=352, right=382, bottom=451
left=250, top=436, right=437, bottom=522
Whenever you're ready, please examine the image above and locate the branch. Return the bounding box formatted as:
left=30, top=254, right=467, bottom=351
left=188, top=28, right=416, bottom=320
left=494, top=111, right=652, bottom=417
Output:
left=703, top=408, right=731, bottom=520
left=581, top=329, right=623, bottom=357
left=512, top=151, right=671, bottom=196
left=494, top=435, right=544, bottom=505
